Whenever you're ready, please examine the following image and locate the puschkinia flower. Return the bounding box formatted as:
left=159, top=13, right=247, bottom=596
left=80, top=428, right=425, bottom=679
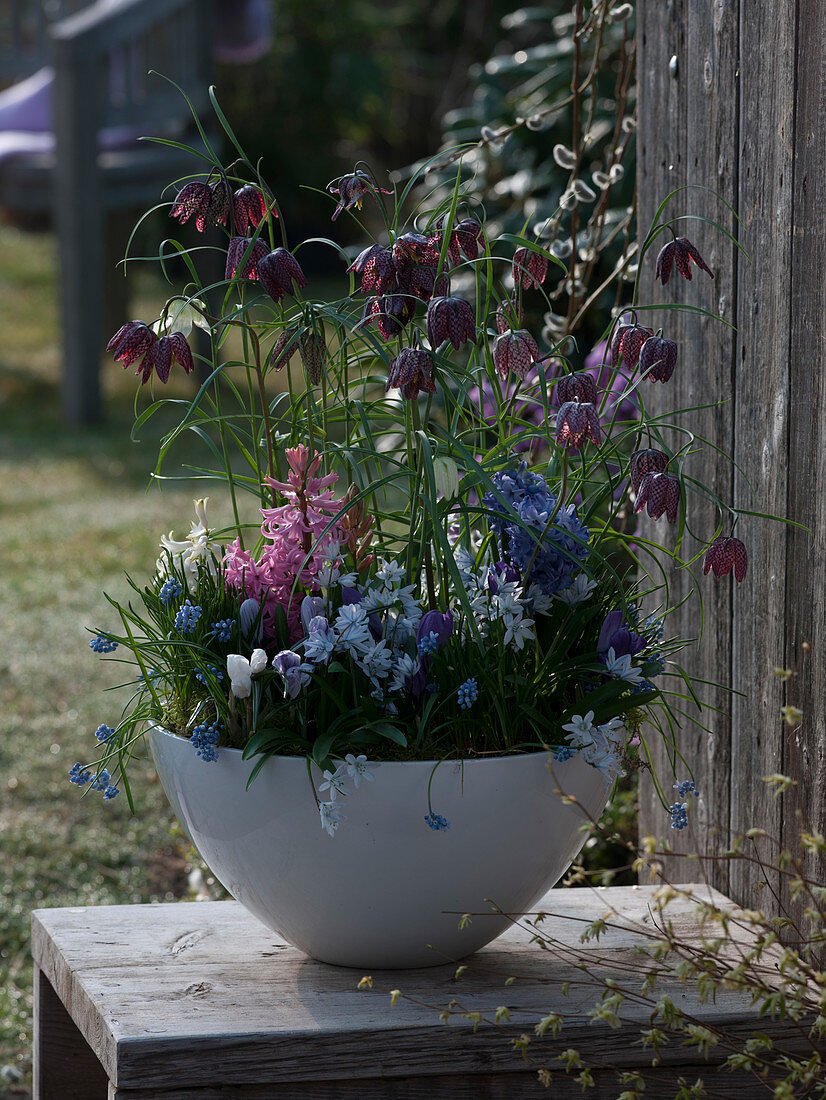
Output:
left=319, top=800, right=345, bottom=836
left=227, top=649, right=268, bottom=699
left=344, top=753, right=379, bottom=787
left=271, top=650, right=313, bottom=698
left=89, top=634, right=118, bottom=654
left=390, top=653, right=420, bottom=692
left=424, top=811, right=450, bottom=831
left=554, top=574, right=598, bottom=606
left=319, top=766, right=348, bottom=800
left=602, top=647, right=645, bottom=684
left=158, top=499, right=221, bottom=582
left=303, top=616, right=336, bottom=663
left=562, top=713, right=625, bottom=778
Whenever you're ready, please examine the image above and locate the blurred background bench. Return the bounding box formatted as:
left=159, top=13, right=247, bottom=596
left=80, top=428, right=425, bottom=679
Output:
left=0, top=0, right=272, bottom=424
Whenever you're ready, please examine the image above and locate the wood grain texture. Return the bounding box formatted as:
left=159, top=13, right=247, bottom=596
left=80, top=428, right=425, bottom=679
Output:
left=33, top=964, right=109, bottom=1100
left=31, top=888, right=806, bottom=1093
left=637, top=0, right=824, bottom=925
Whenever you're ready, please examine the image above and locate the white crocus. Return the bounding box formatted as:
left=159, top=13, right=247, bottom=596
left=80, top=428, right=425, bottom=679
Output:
left=226, top=649, right=268, bottom=699
left=157, top=498, right=222, bottom=582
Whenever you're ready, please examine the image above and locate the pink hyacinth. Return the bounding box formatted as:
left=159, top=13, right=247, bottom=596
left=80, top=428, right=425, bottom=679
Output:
left=223, top=446, right=347, bottom=643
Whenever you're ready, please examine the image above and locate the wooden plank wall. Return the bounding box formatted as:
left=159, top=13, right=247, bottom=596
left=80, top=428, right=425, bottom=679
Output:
left=637, top=0, right=825, bottom=922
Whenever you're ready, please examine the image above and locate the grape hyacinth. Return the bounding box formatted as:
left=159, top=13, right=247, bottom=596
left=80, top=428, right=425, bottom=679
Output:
left=94, top=724, right=115, bottom=743
left=190, top=720, right=222, bottom=762
left=424, top=812, right=450, bottom=831
left=457, top=678, right=478, bottom=709
left=174, top=600, right=203, bottom=634
left=159, top=578, right=183, bottom=604
left=89, top=634, right=118, bottom=654
left=211, top=619, right=234, bottom=643
left=68, top=763, right=92, bottom=786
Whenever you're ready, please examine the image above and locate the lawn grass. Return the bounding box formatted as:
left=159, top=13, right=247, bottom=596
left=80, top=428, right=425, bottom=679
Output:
left=0, top=223, right=218, bottom=1093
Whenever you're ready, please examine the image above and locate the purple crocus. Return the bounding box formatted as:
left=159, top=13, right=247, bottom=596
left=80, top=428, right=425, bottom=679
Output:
left=487, top=561, right=520, bottom=593
left=416, top=610, right=453, bottom=652
left=597, top=611, right=646, bottom=659
left=271, top=650, right=312, bottom=698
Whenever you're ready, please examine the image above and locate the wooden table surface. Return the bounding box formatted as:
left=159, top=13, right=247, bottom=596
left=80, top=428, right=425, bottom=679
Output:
left=31, top=884, right=803, bottom=1098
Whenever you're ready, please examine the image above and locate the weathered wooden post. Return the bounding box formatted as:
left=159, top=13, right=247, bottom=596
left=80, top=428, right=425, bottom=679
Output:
left=637, top=1, right=825, bottom=912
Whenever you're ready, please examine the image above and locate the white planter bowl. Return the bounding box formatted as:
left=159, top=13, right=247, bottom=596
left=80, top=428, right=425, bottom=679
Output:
left=148, top=726, right=612, bottom=968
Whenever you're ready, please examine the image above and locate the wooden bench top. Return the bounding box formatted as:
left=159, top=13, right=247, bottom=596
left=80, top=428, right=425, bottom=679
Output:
left=32, top=884, right=805, bottom=1097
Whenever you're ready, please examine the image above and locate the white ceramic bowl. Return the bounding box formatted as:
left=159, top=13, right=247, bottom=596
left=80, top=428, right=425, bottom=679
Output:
left=148, top=726, right=612, bottom=968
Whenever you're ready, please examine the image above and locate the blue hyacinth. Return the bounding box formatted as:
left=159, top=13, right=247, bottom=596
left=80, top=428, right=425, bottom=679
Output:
left=483, top=464, right=590, bottom=595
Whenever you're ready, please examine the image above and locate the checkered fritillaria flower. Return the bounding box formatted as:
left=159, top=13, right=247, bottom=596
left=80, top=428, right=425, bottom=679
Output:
left=556, top=401, right=602, bottom=448
left=257, top=248, right=307, bottom=304
left=655, top=236, right=715, bottom=284
left=453, top=217, right=487, bottom=260
left=328, top=170, right=391, bottom=220
left=611, top=322, right=654, bottom=368
left=386, top=349, right=436, bottom=400
left=298, top=331, right=326, bottom=385
left=426, top=228, right=461, bottom=267
left=493, top=329, right=539, bottom=381
left=397, top=263, right=448, bottom=302
left=225, top=236, right=269, bottom=281
left=106, top=320, right=154, bottom=368
left=634, top=471, right=681, bottom=523
left=702, top=536, right=748, bottom=582
left=629, top=448, right=669, bottom=494
left=512, top=246, right=548, bottom=289
left=233, top=184, right=276, bottom=234
left=170, top=181, right=212, bottom=229
left=347, top=244, right=397, bottom=295
left=639, top=336, right=678, bottom=383
left=426, top=296, right=476, bottom=350
left=557, top=371, right=598, bottom=405
left=393, top=231, right=440, bottom=266
left=496, top=297, right=523, bottom=334
left=362, top=294, right=416, bottom=340
left=106, top=323, right=193, bottom=384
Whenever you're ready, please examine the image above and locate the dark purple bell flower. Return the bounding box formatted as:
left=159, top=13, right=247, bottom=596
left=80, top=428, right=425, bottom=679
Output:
left=348, top=244, right=397, bottom=295
left=703, top=536, right=748, bottom=582
left=639, top=336, right=677, bottom=383
left=257, top=248, right=307, bottom=303
left=233, top=185, right=275, bottom=234
left=426, top=230, right=461, bottom=267
left=655, top=237, right=714, bottom=284
left=512, top=246, right=548, bottom=289
left=136, top=332, right=194, bottom=385
left=393, top=232, right=440, bottom=265
left=557, top=371, right=598, bottom=406
left=170, top=181, right=212, bottom=229
left=417, top=610, right=453, bottom=651
left=386, top=349, right=436, bottom=400
left=611, top=323, right=654, bottom=368
left=493, top=330, right=540, bottom=381
left=556, top=401, right=602, bottom=448
left=598, top=610, right=646, bottom=658
left=634, top=471, right=681, bottom=523
left=225, top=236, right=269, bottom=281
left=426, top=296, right=476, bottom=350
left=629, top=448, right=668, bottom=494
left=454, top=217, right=487, bottom=260
left=106, top=320, right=154, bottom=368
left=329, top=171, right=391, bottom=221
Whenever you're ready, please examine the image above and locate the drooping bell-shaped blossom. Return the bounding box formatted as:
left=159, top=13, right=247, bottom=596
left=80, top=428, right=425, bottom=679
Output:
left=136, top=332, right=194, bottom=385
left=454, top=217, right=487, bottom=260
left=257, top=248, right=307, bottom=303
left=639, top=336, right=677, bottom=383
left=348, top=244, right=397, bottom=295
left=655, top=236, right=714, bottom=285
left=597, top=610, right=647, bottom=659
left=425, top=229, right=461, bottom=267
left=426, top=296, right=476, bottom=350
left=361, top=294, right=416, bottom=340
left=329, top=171, right=392, bottom=220
left=298, top=330, right=326, bottom=385
left=107, top=320, right=154, bottom=368
left=611, top=323, right=654, bottom=368
left=493, top=330, right=540, bottom=381
left=233, top=185, right=276, bottom=234
left=629, top=448, right=669, bottom=494
left=634, top=471, right=681, bottom=523
left=556, top=401, right=602, bottom=448
left=170, top=181, right=212, bottom=230
left=512, top=246, right=548, bottom=289
left=393, top=231, right=440, bottom=266
left=386, top=348, right=436, bottom=400
left=556, top=371, right=598, bottom=405
left=225, top=236, right=269, bottom=281
left=396, top=263, right=447, bottom=302
left=702, top=536, right=748, bottom=582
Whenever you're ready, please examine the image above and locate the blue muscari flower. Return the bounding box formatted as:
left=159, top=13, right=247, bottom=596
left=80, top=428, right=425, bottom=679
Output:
left=457, top=677, right=478, bottom=709
left=417, top=631, right=442, bottom=657
left=175, top=600, right=202, bottom=634
left=553, top=745, right=577, bottom=762
left=482, top=464, right=590, bottom=595
left=159, top=578, right=183, bottom=604
left=89, top=769, right=111, bottom=793
left=94, top=724, right=116, bottom=743
left=631, top=679, right=657, bottom=695
left=211, top=618, right=235, bottom=643
left=89, top=634, right=118, bottom=654
left=644, top=615, right=665, bottom=642
left=424, top=812, right=450, bottom=831
left=668, top=801, right=689, bottom=830
left=191, top=720, right=223, bottom=763
left=68, top=762, right=92, bottom=786
left=103, top=785, right=119, bottom=801
left=646, top=653, right=666, bottom=678
left=673, top=779, right=699, bottom=799
left=195, top=665, right=224, bottom=685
